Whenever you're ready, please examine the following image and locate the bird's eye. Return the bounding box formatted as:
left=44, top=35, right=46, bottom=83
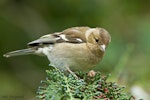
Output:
left=95, top=39, right=99, bottom=42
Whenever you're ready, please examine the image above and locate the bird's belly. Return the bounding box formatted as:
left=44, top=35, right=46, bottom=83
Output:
left=43, top=43, right=102, bottom=71
left=48, top=57, right=98, bottom=71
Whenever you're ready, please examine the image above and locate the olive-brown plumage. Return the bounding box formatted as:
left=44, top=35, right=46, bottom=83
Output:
left=4, top=26, right=111, bottom=72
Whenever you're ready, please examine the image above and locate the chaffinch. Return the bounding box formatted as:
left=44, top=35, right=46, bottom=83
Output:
left=4, top=26, right=111, bottom=73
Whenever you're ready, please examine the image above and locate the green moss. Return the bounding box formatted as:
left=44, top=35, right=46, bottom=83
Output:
left=37, top=68, right=134, bottom=100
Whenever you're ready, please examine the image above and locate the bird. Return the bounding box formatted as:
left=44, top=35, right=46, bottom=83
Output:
left=3, top=26, right=111, bottom=74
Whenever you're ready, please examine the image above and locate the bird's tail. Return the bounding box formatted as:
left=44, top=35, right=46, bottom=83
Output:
left=3, top=48, right=36, bottom=58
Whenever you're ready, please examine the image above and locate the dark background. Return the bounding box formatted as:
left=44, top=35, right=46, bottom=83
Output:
left=0, top=0, right=150, bottom=99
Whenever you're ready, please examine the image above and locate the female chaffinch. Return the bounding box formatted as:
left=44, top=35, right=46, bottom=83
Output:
left=4, top=26, right=111, bottom=73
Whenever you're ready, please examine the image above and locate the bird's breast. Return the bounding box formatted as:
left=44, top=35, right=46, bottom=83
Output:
left=38, top=43, right=103, bottom=71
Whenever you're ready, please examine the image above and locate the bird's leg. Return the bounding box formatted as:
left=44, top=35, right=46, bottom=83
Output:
left=66, top=67, right=78, bottom=79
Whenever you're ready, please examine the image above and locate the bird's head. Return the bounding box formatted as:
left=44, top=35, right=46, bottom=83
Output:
left=85, top=28, right=111, bottom=52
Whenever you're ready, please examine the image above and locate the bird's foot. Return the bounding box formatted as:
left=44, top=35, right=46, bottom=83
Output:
left=66, top=67, right=78, bottom=79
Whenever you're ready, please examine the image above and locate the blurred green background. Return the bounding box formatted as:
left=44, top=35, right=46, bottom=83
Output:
left=0, top=0, right=150, bottom=99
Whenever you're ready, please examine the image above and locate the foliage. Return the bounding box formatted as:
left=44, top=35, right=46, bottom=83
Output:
left=37, top=68, right=134, bottom=100
left=1, top=1, right=150, bottom=99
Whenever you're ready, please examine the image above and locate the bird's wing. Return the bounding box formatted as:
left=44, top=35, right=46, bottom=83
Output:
left=27, top=27, right=89, bottom=47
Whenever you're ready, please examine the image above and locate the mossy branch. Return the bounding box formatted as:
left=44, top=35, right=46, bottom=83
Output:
left=36, top=67, right=135, bottom=100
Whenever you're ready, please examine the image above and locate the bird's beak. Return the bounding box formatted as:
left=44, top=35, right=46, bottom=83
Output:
left=100, top=44, right=106, bottom=52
